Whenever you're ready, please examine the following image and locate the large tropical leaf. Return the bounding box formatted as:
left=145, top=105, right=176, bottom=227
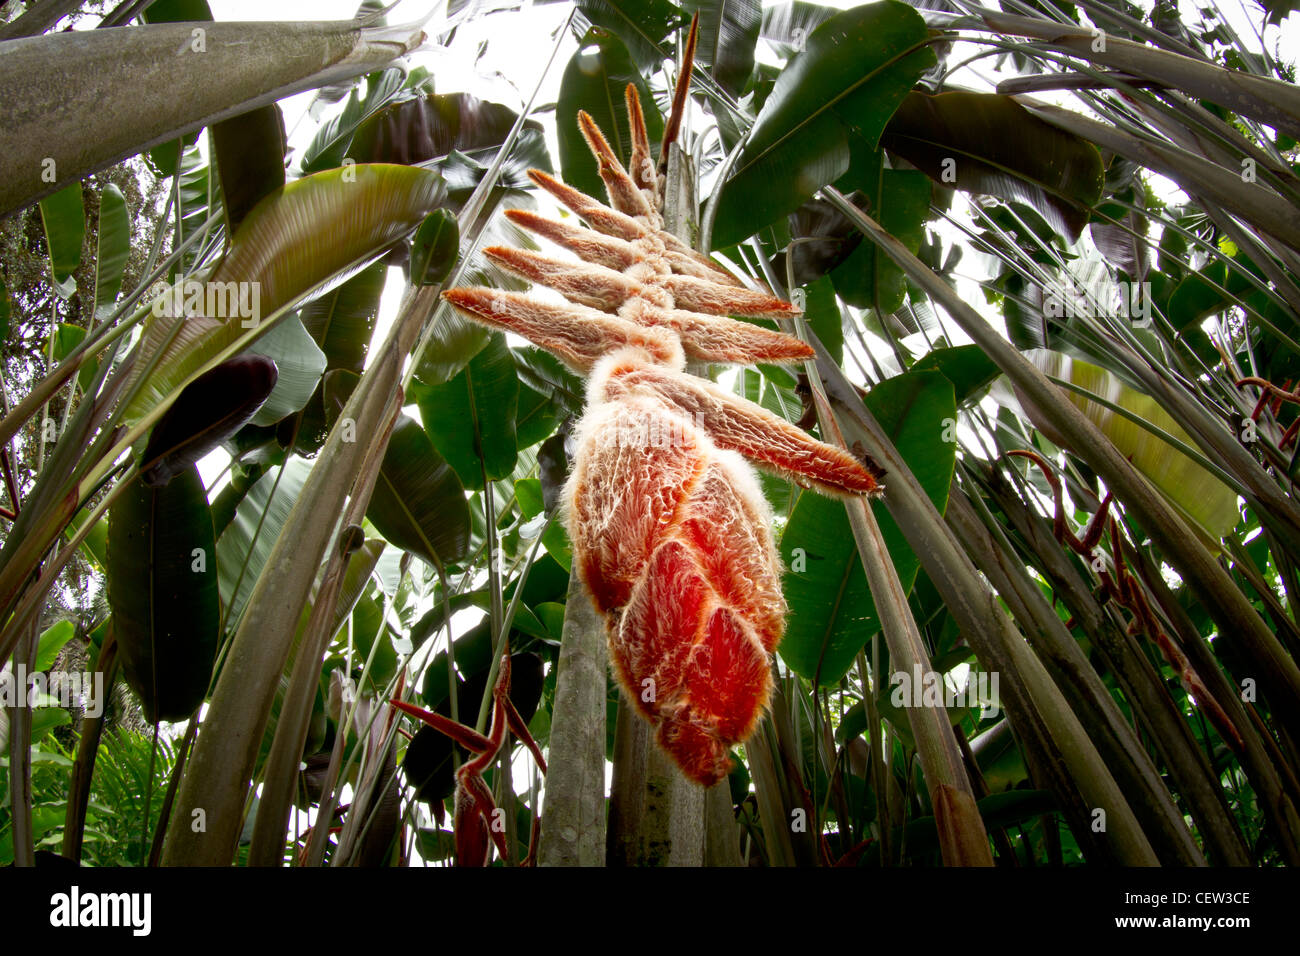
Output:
left=366, top=412, right=473, bottom=569
left=413, top=334, right=520, bottom=490
left=106, top=464, right=219, bottom=722
left=780, top=368, right=958, bottom=684
left=881, top=91, right=1105, bottom=241
left=711, top=1, right=936, bottom=248
left=291, top=262, right=386, bottom=452
left=299, top=261, right=386, bottom=374
left=830, top=167, right=931, bottom=312
left=572, top=0, right=687, bottom=71
left=301, top=67, right=408, bottom=174
left=212, top=104, right=287, bottom=235
left=123, top=164, right=445, bottom=424
left=243, top=317, right=326, bottom=427
left=37, top=184, right=84, bottom=299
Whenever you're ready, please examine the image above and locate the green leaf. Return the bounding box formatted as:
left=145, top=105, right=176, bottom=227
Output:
left=574, top=0, right=687, bottom=71
left=711, top=1, right=935, bottom=248
left=244, top=316, right=326, bottom=427
left=212, top=104, right=287, bottom=235
left=353, top=592, right=397, bottom=688
left=881, top=91, right=1105, bottom=242
left=0, top=807, right=67, bottom=866
left=802, top=275, right=843, bottom=366
left=142, top=0, right=214, bottom=23
left=759, top=2, right=837, bottom=59
left=302, top=67, right=408, bottom=173
left=912, top=345, right=1000, bottom=406
left=299, top=262, right=385, bottom=375
left=48, top=323, right=96, bottom=393
left=124, top=164, right=446, bottom=425
left=292, top=262, right=386, bottom=452
left=515, top=382, right=566, bottom=452
left=514, top=478, right=573, bottom=571
left=38, top=184, right=85, bottom=299
left=682, top=0, right=762, bottom=96
left=34, top=620, right=75, bottom=672
left=0, top=278, right=9, bottom=342
left=175, top=143, right=214, bottom=274
left=780, top=369, right=957, bottom=684
left=107, top=464, right=219, bottom=722
left=366, top=412, right=472, bottom=568
left=558, top=27, right=664, bottom=203
left=94, top=184, right=131, bottom=321
left=216, top=458, right=313, bottom=632
left=414, top=334, right=519, bottom=490
left=830, top=168, right=930, bottom=313
left=411, top=209, right=460, bottom=286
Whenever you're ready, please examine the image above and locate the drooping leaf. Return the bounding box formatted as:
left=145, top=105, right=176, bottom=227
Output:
left=292, top=262, right=386, bottom=452
left=174, top=143, right=214, bottom=274
left=301, top=67, right=408, bottom=173
left=780, top=368, right=958, bottom=684
left=212, top=104, right=287, bottom=234
left=347, top=91, right=545, bottom=172
left=352, top=592, right=398, bottom=687
left=94, top=183, right=131, bottom=320
left=414, top=334, right=519, bottom=490
left=711, top=1, right=935, bottom=248
left=557, top=27, right=664, bottom=203
left=802, top=275, right=843, bottom=366
left=47, top=323, right=96, bottom=393
left=881, top=91, right=1105, bottom=242
left=38, top=184, right=85, bottom=299
left=411, top=209, right=460, bottom=286
left=215, top=457, right=313, bottom=631
left=299, top=261, right=386, bottom=375
left=107, top=464, right=219, bottom=722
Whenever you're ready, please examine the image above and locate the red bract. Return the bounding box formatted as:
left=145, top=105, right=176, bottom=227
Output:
left=442, top=23, right=881, bottom=787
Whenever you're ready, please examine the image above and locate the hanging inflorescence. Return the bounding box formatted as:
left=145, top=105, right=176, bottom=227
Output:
left=442, top=30, right=882, bottom=786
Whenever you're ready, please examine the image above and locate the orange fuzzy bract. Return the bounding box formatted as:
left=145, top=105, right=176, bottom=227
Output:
left=565, top=385, right=785, bottom=785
